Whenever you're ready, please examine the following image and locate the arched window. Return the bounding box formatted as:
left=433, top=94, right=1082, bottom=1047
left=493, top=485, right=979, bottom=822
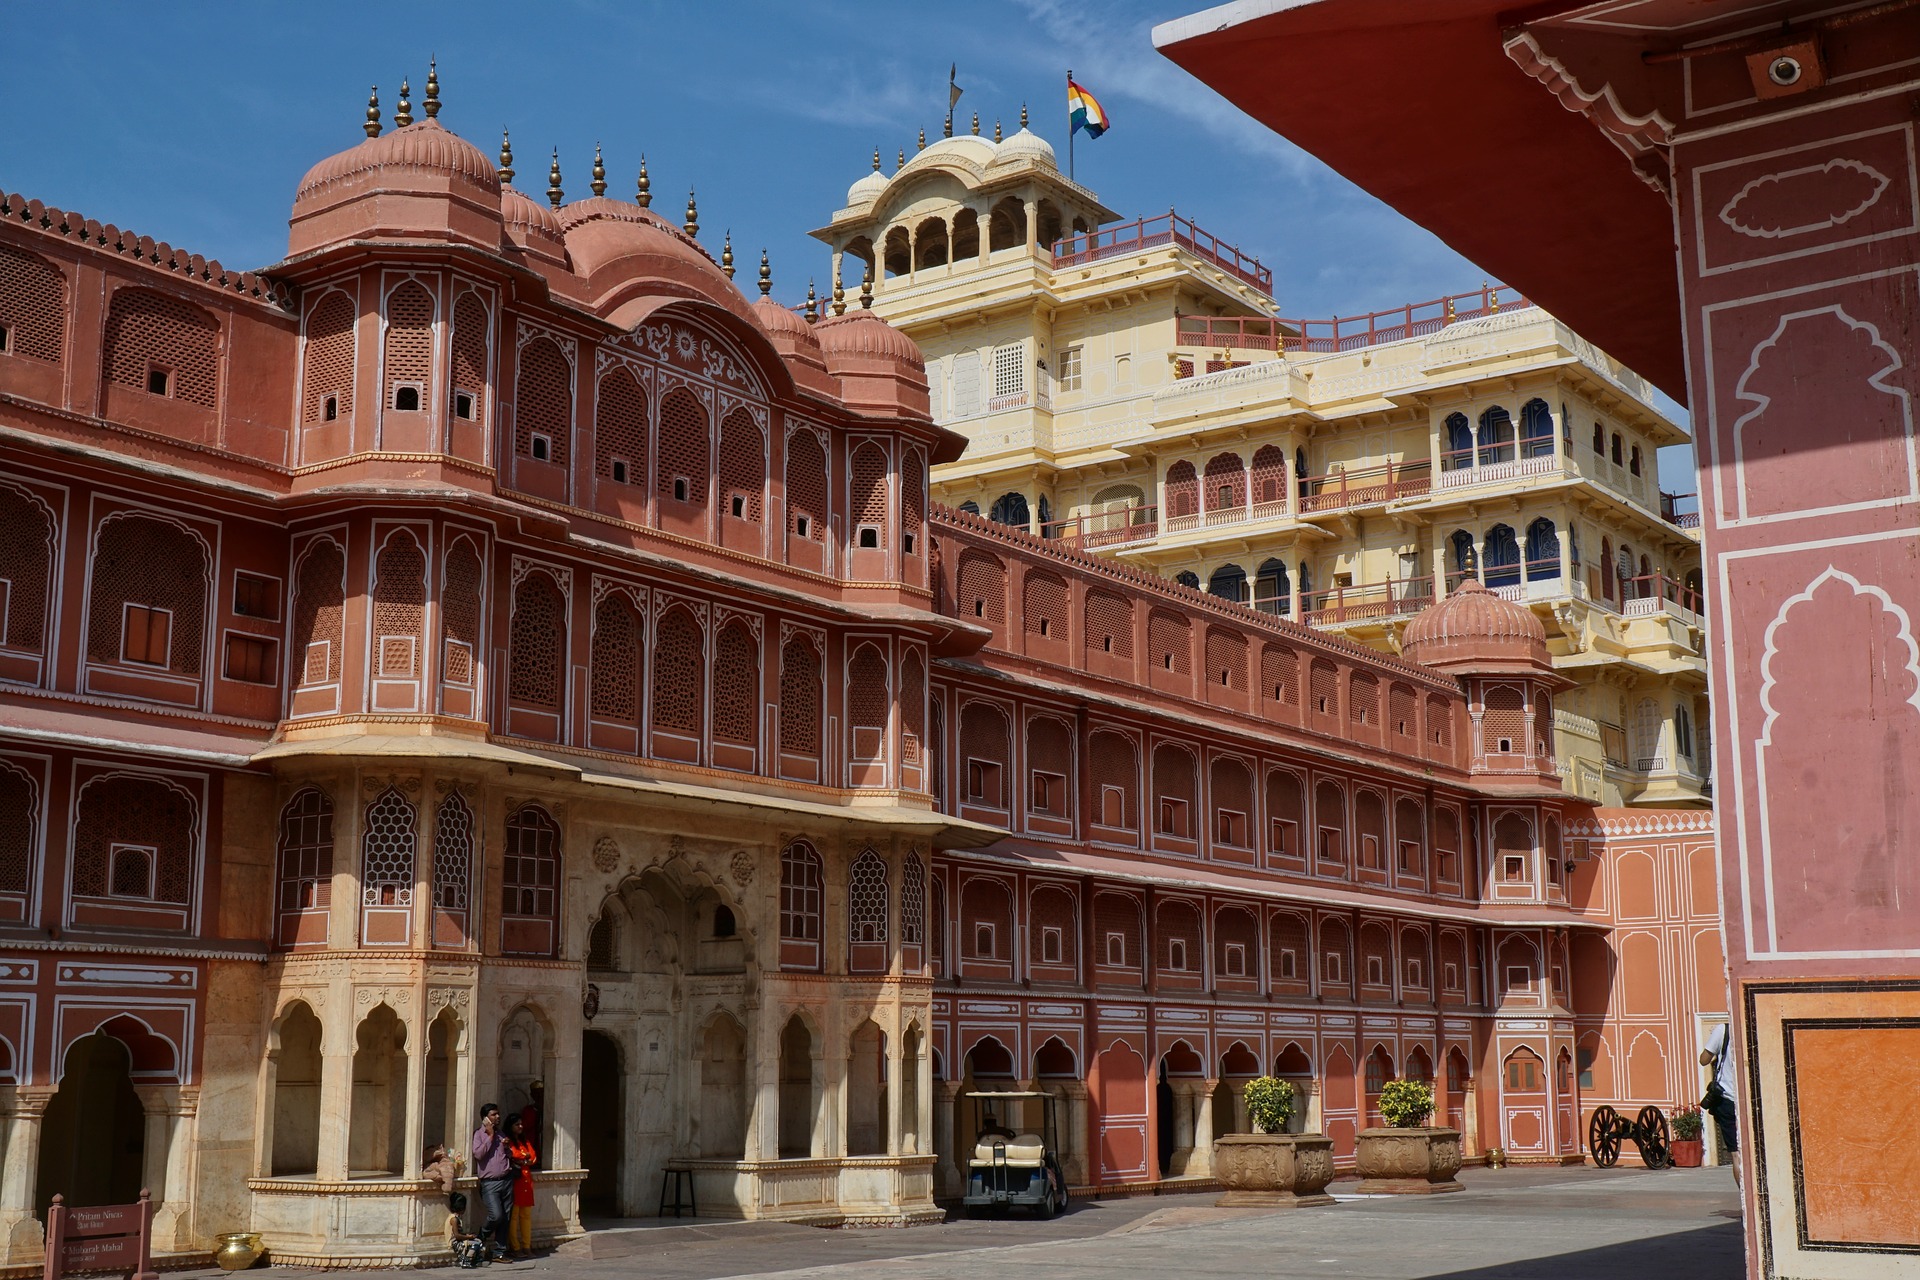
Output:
left=1152, top=743, right=1198, bottom=840
left=1483, top=525, right=1520, bottom=587
left=595, top=367, right=647, bottom=488
left=900, top=852, right=926, bottom=954
left=359, top=787, right=416, bottom=946
left=0, top=245, right=66, bottom=365
left=589, top=593, right=642, bottom=728
left=651, top=607, right=705, bottom=739
left=1022, top=571, right=1069, bottom=644
left=1525, top=518, right=1561, bottom=579
left=1618, top=546, right=1637, bottom=601
left=1174, top=570, right=1200, bottom=590
left=1520, top=399, right=1553, bottom=458
left=1203, top=452, right=1246, bottom=512
left=1477, top=406, right=1514, bottom=466
left=1444, top=413, right=1472, bottom=470
left=780, top=840, right=824, bottom=968
left=0, top=484, right=56, bottom=658
left=851, top=442, right=890, bottom=549
left=657, top=387, right=709, bottom=506
left=72, top=773, right=195, bottom=918
left=786, top=428, right=827, bottom=542
left=514, top=337, right=571, bottom=466
left=301, top=290, right=355, bottom=425
left=292, top=538, right=346, bottom=690
left=449, top=290, right=489, bottom=422
left=1449, top=529, right=1477, bottom=584
left=987, top=491, right=1030, bottom=529
left=383, top=281, right=434, bottom=412
left=1601, top=538, right=1616, bottom=601
left=779, top=634, right=822, bottom=759
left=440, top=539, right=482, bottom=692
left=848, top=849, right=889, bottom=968
left=431, top=790, right=474, bottom=948
left=1629, top=444, right=1642, bottom=476
left=1207, top=563, right=1248, bottom=604
left=88, top=514, right=207, bottom=677
left=960, top=701, right=1011, bottom=809
left=720, top=408, right=766, bottom=525
left=1675, top=702, right=1694, bottom=762
left=711, top=620, right=758, bottom=750
left=103, top=288, right=218, bottom=407
left=1089, top=730, right=1139, bottom=830
left=1251, top=445, right=1287, bottom=506
left=1295, top=447, right=1310, bottom=500
left=1633, top=698, right=1663, bottom=769
left=1165, top=462, right=1198, bottom=520
left=900, top=648, right=926, bottom=772
left=274, top=788, right=333, bottom=948
left=848, top=642, right=890, bottom=768
left=371, top=530, right=426, bottom=684
left=956, top=550, right=1006, bottom=626
left=501, top=804, right=561, bottom=957
left=1254, top=558, right=1290, bottom=615
left=1610, top=432, right=1623, bottom=465
left=507, top=571, right=566, bottom=711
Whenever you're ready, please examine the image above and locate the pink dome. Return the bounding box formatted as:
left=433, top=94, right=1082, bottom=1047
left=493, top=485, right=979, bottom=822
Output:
left=501, top=187, right=567, bottom=263
left=293, top=119, right=500, bottom=208
left=814, top=308, right=923, bottom=366
left=1401, top=579, right=1552, bottom=674
left=752, top=294, right=821, bottom=347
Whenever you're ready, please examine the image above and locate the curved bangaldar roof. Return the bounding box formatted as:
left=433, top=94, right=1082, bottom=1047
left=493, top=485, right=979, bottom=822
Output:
left=289, top=119, right=504, bottom=258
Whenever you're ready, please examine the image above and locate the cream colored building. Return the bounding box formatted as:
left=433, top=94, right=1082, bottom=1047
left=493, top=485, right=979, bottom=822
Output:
left=813, top=123, right=1706, bottom=808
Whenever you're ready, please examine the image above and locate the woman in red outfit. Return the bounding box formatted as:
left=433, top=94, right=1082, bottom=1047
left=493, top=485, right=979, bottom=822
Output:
left=505, top=1114, right=538, bottom=1257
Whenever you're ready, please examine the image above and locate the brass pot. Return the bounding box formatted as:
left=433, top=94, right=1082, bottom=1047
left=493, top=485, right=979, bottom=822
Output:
left=214, top=1232, right=264, bottom=1271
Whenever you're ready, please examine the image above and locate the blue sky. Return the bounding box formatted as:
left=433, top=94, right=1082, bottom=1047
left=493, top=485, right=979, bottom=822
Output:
left=0, top=0, right=1693, bottom=482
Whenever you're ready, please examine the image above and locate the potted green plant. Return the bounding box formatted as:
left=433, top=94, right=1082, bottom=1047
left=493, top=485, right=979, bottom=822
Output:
left=1213, top=1076, right=1336, bottom=1208
left=1669, top=1105, right=1704, bottom=1168
left=1355, top=1078, right=1464, bottom=1194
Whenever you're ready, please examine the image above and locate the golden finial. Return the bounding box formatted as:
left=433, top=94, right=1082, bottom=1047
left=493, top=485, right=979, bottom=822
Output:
left=872, top=147, right=882, bottom=172
left=860, top=266, right=874, bottom=309
left=758, top=249, right=771, bottom=296
left=897, top=148, right=906, bottom=168
left=364, top=86, right=382, bottom=138
left=1443, top=296, right=1456, bottom=324
left=1020, top=103, right=1029, bottom=129
left=636, top=155, right=651, bottom=207
left=394, top=79, right=413, bottom=128
left=1489, top=283, right=1501, bottom=313
left=805, top=278, right=818, bottom=323
left=497, top=128, right=514, bottom=184
left=590, top=143, right=606, bottom=197
left=831, top=270, right=846, bottom=316
left=917, top=127, right=926, bottom=151
left=971, top=111, right=980, bottom=135
left=547, top=149, right=563, bottom=209
left=721, top=231, right=735, bottom=279
left=424, top=56, right=441, bottom=118
left=994, top=119, right=1003, bottom=142
left=684, top=188, right=699, bottom=238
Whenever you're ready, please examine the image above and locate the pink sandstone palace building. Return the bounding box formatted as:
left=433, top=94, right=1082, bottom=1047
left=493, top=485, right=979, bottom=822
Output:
left=0, top=76, right=1716, bottom=1266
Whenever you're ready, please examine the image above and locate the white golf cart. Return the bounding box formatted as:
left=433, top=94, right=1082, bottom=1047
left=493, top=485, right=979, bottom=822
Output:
left=961, top=1090, right=1070, bottom=1218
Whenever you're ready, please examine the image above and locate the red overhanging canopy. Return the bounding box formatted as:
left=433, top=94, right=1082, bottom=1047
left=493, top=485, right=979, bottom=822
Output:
left=1155, top=0, right=1686, bottom=403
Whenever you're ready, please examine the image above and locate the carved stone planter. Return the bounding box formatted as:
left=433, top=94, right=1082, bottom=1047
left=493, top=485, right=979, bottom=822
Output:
left=1213, top=1133, right=1337, bottom=1207
left=1355, top=1126, right=1464, bottom=1194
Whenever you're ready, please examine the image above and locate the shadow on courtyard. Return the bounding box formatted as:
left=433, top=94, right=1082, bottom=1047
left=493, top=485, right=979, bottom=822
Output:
left=1427, top=1220, right=1744, bottom=1279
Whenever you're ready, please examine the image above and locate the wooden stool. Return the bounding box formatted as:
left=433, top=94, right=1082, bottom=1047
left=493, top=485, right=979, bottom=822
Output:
left=658, top=1166, right=696, bottom=1218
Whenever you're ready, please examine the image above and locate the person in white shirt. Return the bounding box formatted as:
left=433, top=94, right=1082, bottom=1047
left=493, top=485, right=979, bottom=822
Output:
left=1698, top=1024, right=1739, bottom=1183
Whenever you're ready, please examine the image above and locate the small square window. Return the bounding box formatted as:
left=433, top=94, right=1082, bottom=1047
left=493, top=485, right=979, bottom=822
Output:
left=1038, top=617, right=1051, bottom=637
left=1041, top=926, right=1063, bottom=965
left=1217, top=810, right=1246, bottom=847
left=904, top=532, right=916, bottom=555
left=1504, top=855, right=1527, bottom=882
left=857, top=525, right=880, bottom=548
left=108, top=843, right=156, bottom=899
left=795, top=514, right=812, bottom=538
left=1157, top=797, right=1189, bottom=838
left=966, top=759, right=1003, bottom=806
left=1270, top=818, right=1296, bottom=856
left=454, top=391, right=475, bottom=420
left=1279, top=949, right=1297, bottom=979
left=1444, top=962, right=1460, bottom=990
left=1497, top=737, right=1513, bottom=753
left=1367, top=956, right=1385, bottom=985
left=224, top=634, right=278, bottom=683
left=973, top=922, right=996, bottom=957
left=1057, top=346, right=1082, bottom=392
left=1506, top=964, right=1532, bottom=991
left=1406, top=959, right=1423, bottom=987
left=1101, top=635, right=1113, bottom=653
left=393, top=385, right=421, bottom=412
left=611, top=458, right=629, bottom=484
left=1223, top=942, right=1246, bottom=977
left=1324, top=951, right=1343, bottom=983
left=323, top=395, right=338, bottom=421
left=0, top=323, right=10, bottom=353
left=1318, top=828, right=1342, bottom=864
left=122, top=603, right=172, bottom=667
left=1098, top=785, right=1126, bottom=828
left=673, top=476, right=690, bottom=501
left=1105, top=931, right=1127, bottom=967
left=1167, top=938, right=1188, bottom=971
left=233, top=571, right=281, bottom=621
left=146, top=367, right=171, bottom=397
left=732, top=494, right=748, bottom=519
left=530, top=433, right=551, bottom=461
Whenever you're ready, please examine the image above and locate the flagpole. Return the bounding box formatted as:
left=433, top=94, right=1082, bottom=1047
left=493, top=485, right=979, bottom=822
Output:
left=1066, top=68, right=1075, bottom=182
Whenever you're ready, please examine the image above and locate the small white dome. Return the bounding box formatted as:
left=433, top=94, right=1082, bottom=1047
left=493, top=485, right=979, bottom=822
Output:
left=915, top=135, right=998, bottom=167
left=845, top=168, right=888, bottom=208
left=992, top=128, right=1057, bottom=170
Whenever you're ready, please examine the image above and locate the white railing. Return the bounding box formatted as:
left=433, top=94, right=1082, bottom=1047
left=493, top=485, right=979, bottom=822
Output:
left=1436, top=454, right=1563, bottom=490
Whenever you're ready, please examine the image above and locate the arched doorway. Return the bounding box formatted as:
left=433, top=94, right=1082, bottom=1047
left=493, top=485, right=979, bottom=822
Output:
left=580, top=1029, right=624, bottom=1217
left=1156, top=1042, right=1204, bottom=1177
left=37, top=1032, right=145, bottom=1214
left=1502, top=1046, right=1548, bottom=1156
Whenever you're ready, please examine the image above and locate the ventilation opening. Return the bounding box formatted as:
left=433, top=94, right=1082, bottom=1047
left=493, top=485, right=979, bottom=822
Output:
left=393, top=385, right=421, bottom=411
left=904, top=532, right=916, bottom=555
left=795, top=515, right=811, bottom=538
left=973, top=922, right=995, bottom=956
left=530, top=433, right=552, bottom=462
left=1279, top=949, right=1296, bottom=979
left=857, top=525, right=880, bottom=549
left=224, top=635, right=278, bottom=683
left=146, top=366, right=171, bottom=396
left=673, top=476, right=690, bottom=501
left=1497, top=737, right=1513, bottom=753
left=732, top=494, right=748, bottom=518
left=109, top=844, right=155, bottom=899
left=323, top=395, right=338, bottom=421
left=1504, top=855, right=1526, bottom=882
left=1219, top=668, right=1230, bottom=686
left=454, top=390, right=475, bottom=420
left=1168, top=938, right=1188, bottom=971
left=611, top=458, right=629, bottom=484
left=713, top=905, right=736, bottom=938
left=972, top=599, right=985, bottom=618
left=0, top=323, right=10, bottom=353
left=1367, top=956, right=1385, bottom=985
left=1162, top=653, right=1173, bottom=670
left=1101, top=635, right=1113, bottom=653
left=1105, top=932, right=1126, bottom=967
left=1041, top=927, right=1063, bottom=964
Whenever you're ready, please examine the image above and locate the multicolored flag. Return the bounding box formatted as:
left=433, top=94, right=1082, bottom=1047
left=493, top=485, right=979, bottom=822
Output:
left=1068, top=79, right=1110, bottom=138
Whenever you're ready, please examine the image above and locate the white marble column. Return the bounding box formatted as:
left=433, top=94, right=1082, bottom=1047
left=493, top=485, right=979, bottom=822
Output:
left=934, top=1080, right=963, bottom=1196
left=1058, top=1082, right=1091, bottom=1188
left=133, top=1086, right=199, bottom=1252
left=1189, top=1080, right=1217, bottom=1178
left=0, top=1088, right=54, bottom=1265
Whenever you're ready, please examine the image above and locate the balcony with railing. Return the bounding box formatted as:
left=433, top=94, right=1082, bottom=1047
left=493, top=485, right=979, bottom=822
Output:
left=1621, top=573, right=1705, bottom=628
left=1040, top=502, right=1161, bottom=550
left=1297, top=577, right=1439, bottom=626
left=1436, top=440, right=1563, bottom=492
left=1297, top=460, right=1432, bottom=513
left=1661, top=491, right=1702, bottom=530
left=1168, top=283, right=1535, bottom=361
left=1051, top=212, right=1273, bottom=293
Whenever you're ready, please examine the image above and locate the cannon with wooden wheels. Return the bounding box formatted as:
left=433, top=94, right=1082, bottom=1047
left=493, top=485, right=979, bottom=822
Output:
left=1587, top=1104, right=1672, bottom=1169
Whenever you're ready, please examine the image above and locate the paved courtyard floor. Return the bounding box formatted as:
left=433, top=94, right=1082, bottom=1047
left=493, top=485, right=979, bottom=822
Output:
left=218, top=1164, right=1743, bottom=1279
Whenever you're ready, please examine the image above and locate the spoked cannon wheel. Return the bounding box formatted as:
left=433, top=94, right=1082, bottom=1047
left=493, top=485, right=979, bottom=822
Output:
left=1588, top=1104, right=1623, bottom=1167
left=1634, top=1105, right=1672, bottom=1170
